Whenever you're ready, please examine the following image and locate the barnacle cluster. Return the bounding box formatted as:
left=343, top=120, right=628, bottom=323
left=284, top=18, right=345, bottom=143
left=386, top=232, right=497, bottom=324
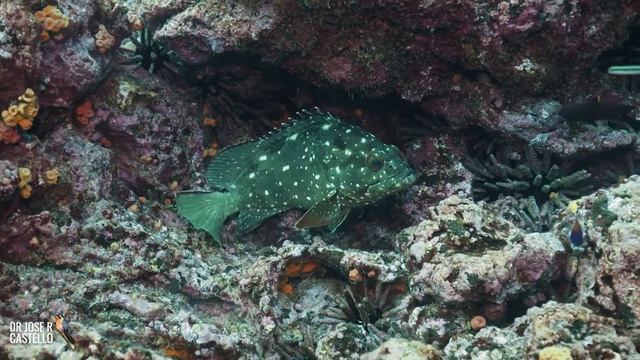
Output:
left=467, top=148, right=593, bottom=231
left=118, top=21, right=185, bottom=75
left=34, top=5, right=69, bottom=42
left=1, top=89, right=39, bottom=144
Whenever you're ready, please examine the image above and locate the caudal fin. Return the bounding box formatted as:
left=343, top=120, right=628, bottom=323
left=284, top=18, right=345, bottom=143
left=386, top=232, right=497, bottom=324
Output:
left=176, top=191, right=238, bottom=243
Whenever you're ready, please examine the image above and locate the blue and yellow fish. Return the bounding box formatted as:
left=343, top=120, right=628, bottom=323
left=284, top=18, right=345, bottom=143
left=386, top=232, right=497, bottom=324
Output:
left=177, top=110, right=416, bottom=241
left=570, top=220, right=584, bottom=247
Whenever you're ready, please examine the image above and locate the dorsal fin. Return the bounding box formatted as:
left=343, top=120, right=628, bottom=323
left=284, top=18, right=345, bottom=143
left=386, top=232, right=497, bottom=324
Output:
left=205, top=109, right=334, bottom=189
left=205, top=141, right=258, bottom=189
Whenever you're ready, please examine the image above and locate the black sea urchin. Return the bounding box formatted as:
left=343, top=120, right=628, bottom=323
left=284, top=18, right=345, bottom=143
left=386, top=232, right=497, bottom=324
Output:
left=467, top=147, right=593, bottom=231
left=118, top=23, right=185, bottom=75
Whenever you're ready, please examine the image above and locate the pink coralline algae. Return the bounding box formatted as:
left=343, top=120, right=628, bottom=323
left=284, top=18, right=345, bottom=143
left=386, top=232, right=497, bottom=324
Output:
left=152, top=0, right=638, bottom=128
left=0, top=211, right=53, bottom=264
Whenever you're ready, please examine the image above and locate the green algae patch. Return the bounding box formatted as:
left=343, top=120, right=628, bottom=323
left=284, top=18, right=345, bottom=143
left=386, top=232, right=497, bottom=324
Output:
left=591, top=195, right=617, bottom=229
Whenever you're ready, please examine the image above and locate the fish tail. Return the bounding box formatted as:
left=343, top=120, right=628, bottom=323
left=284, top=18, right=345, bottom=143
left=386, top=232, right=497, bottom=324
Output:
left=176, top=191, right=238, bottom=243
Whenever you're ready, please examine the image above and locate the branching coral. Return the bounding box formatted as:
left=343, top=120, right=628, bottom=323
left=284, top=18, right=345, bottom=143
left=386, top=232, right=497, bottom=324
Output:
left=95, top=25, right=116, bottom=54
left=467, top=148, right=593, bottom=231
left=1, top=89, right=39, bottom=144
left=34, top=5, right=69, bottom=42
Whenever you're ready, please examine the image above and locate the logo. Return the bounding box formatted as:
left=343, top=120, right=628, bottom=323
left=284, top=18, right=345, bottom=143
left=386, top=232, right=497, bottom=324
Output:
left=9, top=321, right=54, bottom=344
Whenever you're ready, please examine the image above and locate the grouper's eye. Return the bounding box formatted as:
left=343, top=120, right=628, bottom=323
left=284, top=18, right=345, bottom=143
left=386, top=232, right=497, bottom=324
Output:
left=366, top=152, right=384, bottom=172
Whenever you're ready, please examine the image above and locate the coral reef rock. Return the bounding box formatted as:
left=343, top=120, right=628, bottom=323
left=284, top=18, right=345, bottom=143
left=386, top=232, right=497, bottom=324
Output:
left=568, top=175, right=640, bottom=323
left=147, top=0, right=639, bottom=128
left=398, top=195, right=566, bottom=304
left=445, top=301, right=640, bottom=360
left=361, top=338, right=441, bottom=360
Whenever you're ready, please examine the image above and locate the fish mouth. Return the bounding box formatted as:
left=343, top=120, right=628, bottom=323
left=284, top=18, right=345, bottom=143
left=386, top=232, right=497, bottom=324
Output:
left=365, top=167, right=416, bottom=196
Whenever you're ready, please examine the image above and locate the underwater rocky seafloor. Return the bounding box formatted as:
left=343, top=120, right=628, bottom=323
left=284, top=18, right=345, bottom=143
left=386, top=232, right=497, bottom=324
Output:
left=1, top=0, right=640, bottom=359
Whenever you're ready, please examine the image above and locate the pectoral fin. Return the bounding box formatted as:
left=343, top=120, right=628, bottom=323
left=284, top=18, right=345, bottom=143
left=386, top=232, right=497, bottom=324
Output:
left=295, top=195, right=350, bottom=232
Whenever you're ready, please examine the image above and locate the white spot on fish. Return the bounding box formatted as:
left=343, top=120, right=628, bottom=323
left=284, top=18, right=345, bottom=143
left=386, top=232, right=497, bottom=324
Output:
left=282, top=165, right=290, bottom=171
left=324, top=141, right=330, bottom=146
left=288, top=133, right=299, bottom=140
left=265, top=190, right=269, bottom=195
left=259, top=155, right=267, bottom=161
left=249, top=172, right=255, bottom=179
left=315, top=174, right=320, bottom=180
left=322, top=124, right=331, bottom=130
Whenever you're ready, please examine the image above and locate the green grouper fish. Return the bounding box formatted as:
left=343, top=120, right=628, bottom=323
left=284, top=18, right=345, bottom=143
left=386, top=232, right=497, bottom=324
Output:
left=176, top=109, right=416, bottom=241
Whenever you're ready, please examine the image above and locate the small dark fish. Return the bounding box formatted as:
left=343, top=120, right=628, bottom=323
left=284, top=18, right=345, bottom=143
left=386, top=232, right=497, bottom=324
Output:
left=569, top=220, right=584, bottom=247
left=558, top=98, right=635, bottom=124
left=177, top=110, right=416, bottom=242
left=52, top=314, right=76, bottom=349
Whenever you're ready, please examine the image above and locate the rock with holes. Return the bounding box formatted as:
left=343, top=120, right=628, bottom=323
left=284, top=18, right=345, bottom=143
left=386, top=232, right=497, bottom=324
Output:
left=566, top=176, right=640, bottom=324
left=0, top=0, right=128, bottom=108
left=360, top=337, right=441, bottom=360
left=489, top=100, right=639, bottom=159
left=144, top=1, right=638, bottom=130
left=397, top=196, right=567, bottom=304
left=315, top=322, right=378, bottom=360
left=444, top=301, right=639, bottom=359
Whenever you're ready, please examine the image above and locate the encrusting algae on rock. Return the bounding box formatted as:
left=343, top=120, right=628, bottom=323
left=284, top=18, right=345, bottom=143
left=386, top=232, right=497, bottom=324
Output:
left=176, top=110, right=416, bottom=242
